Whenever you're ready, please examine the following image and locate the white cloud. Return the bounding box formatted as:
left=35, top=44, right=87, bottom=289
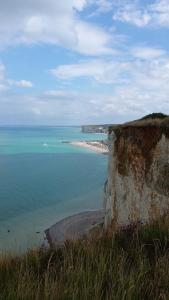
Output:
left=26, top=67, right=169, bottom=122
left=16, top=80, right=33, bottom=88
left=113, top=3, right=151, bottom=27
left=8, top=79, right=33, bottom=88
left=113, top=0, right=169, bottom=28
left=47, top=51, right=169, bottom=123
left=1, top=55, right=169, bottom=125
left=3, top=51, right=165, bottom=125
left=51, top=59, right=130, bottom=84
left=0, top=63, right=6, bottom=81
left=95, top=0, right=113, bottom=12
left=0, top=83, right=8, bottom=91
left=0, top=0, right=116, bottom=56
left=0, top=62, right=33, bottom=91
left=73, top=21, right=115, bottom=56
left=87, top=0, right=113, bottom=17
left=150, top=0, right=169, bottom=27
left=0, top=63, right=8, bottom=90
left=44, top=90, right=78, bottom=98
left=51, top=54, right=169, bottom=91
left=0, top=0, right=169, bottom=125
left=131, top=46, right=166, bottom=59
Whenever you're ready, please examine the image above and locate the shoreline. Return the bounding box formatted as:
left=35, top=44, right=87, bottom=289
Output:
left=67, top=141, right=109, bottom=154
left=44, top=141, right=108, bottom=247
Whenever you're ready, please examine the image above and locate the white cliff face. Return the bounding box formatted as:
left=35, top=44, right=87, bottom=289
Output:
left=104, top=124, right=169, bottom=228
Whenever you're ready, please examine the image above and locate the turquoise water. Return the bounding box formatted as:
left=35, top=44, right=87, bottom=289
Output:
left=0, top=127, right=107, bottom=253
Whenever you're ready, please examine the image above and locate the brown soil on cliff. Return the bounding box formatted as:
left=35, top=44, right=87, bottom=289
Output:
left=114, top=126, right=165, bottom=176
left=109, top=114, right=169, bottom=176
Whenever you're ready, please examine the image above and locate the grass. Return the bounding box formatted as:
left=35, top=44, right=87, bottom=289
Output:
left=109, top=112, right=169, bottom=134
left=1, top=218, right=169, bottom=299
left=140, top=113, right=168, bottom=120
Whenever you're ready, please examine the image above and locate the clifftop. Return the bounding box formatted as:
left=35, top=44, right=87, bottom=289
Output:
left=105, top=112, right=169, bottom=227
left=109, top=113, right=169, bottom=135
left=81, top=124, right=109, bottom=133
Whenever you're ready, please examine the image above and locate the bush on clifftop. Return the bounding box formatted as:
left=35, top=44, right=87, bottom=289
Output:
left=140, top=112, right=168, bottom=120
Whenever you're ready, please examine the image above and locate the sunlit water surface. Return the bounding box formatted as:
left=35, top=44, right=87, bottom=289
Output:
left=0, top=127, right=107, bottom=253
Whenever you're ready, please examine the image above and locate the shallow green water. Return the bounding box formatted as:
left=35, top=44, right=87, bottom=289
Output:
left=0, top=127, right=107, bottom=252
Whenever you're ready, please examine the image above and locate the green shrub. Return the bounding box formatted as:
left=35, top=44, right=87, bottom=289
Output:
left=140, top=112, right=168, bottom=120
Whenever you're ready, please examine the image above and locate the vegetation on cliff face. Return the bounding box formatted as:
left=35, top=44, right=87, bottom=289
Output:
left=1, top=217, right=169, bottom=299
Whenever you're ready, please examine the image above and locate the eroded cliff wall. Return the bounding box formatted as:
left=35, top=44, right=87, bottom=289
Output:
left=104, top=119, right=169, bottom=228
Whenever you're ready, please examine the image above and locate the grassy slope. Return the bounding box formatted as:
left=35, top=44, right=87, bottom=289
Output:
left=1, top=218, right=169, bottom=300
left=109, top=113, right=169, bottom=135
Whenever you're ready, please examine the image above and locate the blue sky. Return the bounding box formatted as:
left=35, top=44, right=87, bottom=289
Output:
left=0, top=0, right=169, bottom=125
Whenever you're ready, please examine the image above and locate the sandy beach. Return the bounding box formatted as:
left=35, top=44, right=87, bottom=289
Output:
left=45, top=210, right=104, bottom=247
left=69, top=141, right=109, bottom=154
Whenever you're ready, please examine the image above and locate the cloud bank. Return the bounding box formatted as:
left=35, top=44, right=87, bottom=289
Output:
left=113, top=0, right=169, bottom=28
left=0, top=0, right=116, bottom=56
left=0, top=0, right=169, bottom=125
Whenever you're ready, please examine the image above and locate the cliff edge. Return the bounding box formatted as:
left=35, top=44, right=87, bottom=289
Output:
left=104, top=113, right=169, bottom=228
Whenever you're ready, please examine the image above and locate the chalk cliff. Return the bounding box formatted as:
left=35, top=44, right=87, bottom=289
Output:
left=104, top=115, right=169, bottom=228
left=81, top=125, right=108, bottom=133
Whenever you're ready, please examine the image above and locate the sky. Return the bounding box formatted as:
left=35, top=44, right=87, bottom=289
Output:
left=0, top=0, right=169, bottom=125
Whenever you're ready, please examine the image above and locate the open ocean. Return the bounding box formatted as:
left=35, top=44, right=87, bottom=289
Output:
left=0, top=126, right=107, bottom=253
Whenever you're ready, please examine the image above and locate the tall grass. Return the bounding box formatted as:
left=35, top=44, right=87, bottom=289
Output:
left=1, top=218, right=169, bottom=300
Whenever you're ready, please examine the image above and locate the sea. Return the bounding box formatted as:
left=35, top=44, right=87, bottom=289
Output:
left=0, top=126, right=107, bottom=253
